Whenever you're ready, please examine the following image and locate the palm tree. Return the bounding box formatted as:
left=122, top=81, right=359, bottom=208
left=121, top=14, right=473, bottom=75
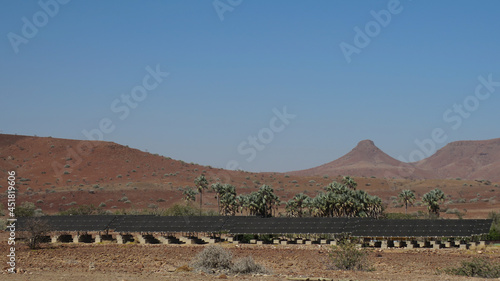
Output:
left=422, top=188, right=445, bottom=217
left=182, top=187, right=197, bottom=204
left=220, top=184, right=238, bottom=216
left=194, top=175, right=209, bottom=215
left=251, top=185, right=280, bottom=217
left=211, top=182, right=224, bottom=215
left=285, top=193, right=310, bottom=217
left=325, top=181, right=349, bottom=194
left=285, top=199, right=298, bottom=217
left=366, top=195, right=384, bottom=218
left=398, top=189, right=416, bottom=215
left=342, top=176, right=358, bottom=190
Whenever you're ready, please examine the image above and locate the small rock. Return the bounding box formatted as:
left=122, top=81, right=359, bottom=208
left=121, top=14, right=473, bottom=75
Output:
left=218, top=274, right=228, bottom=279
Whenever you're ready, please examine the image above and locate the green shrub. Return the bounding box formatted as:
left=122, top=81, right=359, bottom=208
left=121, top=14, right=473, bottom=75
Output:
left=15, top=202, right=37, bottom=217
left=488, top=211, right=500, bottom=241
left=329, top=239, right=373, bottom=271
left=164, top=204, right=201, bottom=216
left=442, top=258, right=500, bottom=278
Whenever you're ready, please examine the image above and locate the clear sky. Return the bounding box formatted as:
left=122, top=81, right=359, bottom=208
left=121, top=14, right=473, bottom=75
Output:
left=1, top=0, right=499, bottom=172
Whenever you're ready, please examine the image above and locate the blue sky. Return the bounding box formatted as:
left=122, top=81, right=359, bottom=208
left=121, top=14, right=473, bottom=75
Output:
left=1, top=0, right=499, bottom=172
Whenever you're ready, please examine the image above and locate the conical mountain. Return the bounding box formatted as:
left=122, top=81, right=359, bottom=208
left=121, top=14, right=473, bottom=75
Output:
left=289, top=140, right=434, bottom=179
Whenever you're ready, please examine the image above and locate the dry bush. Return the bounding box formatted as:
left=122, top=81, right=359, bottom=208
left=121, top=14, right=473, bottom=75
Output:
left=192, top=245, right=233, bottom=272
left=191, top=245, right=269, bottom=275
left=329, top=239, right=373, bottom=271
left=442, top=258, right=500, bottom=278
left=20, top=217, right=50, bottom=249
left=231, top=256, right=269, bottom=274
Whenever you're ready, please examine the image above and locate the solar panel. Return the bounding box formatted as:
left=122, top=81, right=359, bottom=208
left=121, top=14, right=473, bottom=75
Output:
left=17, top=215, right=117, bottom=232
left=15, top=216, right=493, bottom=238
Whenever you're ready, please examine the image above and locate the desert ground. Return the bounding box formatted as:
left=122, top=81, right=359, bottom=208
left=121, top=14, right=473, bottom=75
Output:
left=2, top=235, right=499, bottom=280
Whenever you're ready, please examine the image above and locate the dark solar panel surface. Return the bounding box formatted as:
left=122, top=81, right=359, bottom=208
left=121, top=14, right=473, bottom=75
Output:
left=112, top=216, right=228, bottom=233
left=17, top=215, right=116, bottom=232
left=349, top=219, right=493, bottom=237
left=15, top=216, right=492, bottom=238
left=225, top=217, right=351, bottom=234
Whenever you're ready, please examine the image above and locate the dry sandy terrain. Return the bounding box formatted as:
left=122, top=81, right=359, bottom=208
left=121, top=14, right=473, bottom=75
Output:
left=2, top=237, right=499, bottom=281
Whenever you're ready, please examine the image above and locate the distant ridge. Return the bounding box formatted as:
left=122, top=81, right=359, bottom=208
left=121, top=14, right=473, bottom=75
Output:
left=1, top=134, right=500, bottom=182
left=415, top=138, right=500, bottom=181
left=289, top=138, right=500, bottom=181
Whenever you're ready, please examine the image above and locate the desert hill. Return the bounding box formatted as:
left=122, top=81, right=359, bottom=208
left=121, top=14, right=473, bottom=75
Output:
left=0, top=134, right=249, bottom=189
left=288, top=140, right=435, bottom=179
left=289, top=138, right=500, bottom=182
left=415, top=138, right=500, bottom=181
left=0, top=134, right=499, bottom=217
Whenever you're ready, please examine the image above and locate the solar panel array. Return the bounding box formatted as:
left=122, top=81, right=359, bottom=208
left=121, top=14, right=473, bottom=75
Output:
left=224, top=217, right=350, bottom=234
left=16, top=216, right=493, bottom=238
left=112, top=216, right=228, bottom=233
left=17, top=215, right=116, bottom=232
left=349, top=219, right=493, bottom=238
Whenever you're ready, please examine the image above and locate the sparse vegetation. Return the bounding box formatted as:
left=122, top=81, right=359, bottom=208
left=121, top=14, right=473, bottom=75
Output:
left=20, top=217, right=50, bottom=249
left=15, top=202, right=39, bottom=217
left=192, top=245, right=233, bottom=272
left=329, top=239, right=373, bottom=271
left=191, top=245, right=269, bottom=275
left=442, top=258, right=500, bottom=278
left=231, top=256, right=269, bottom=274
left=488, top=211, right=500, bottom=240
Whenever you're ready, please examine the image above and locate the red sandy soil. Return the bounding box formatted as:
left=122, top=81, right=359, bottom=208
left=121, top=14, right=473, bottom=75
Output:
left=0, top=134, right=499, bottom=218
left=1, top=236, right=499, bottom=281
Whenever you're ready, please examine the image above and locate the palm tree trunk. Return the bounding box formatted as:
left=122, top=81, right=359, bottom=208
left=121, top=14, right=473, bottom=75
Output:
left=199, top=191, right=203, bottom=216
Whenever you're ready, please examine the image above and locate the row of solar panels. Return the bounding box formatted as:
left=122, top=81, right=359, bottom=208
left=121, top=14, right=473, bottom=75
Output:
left=16, top=216, right=493, bottom=238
